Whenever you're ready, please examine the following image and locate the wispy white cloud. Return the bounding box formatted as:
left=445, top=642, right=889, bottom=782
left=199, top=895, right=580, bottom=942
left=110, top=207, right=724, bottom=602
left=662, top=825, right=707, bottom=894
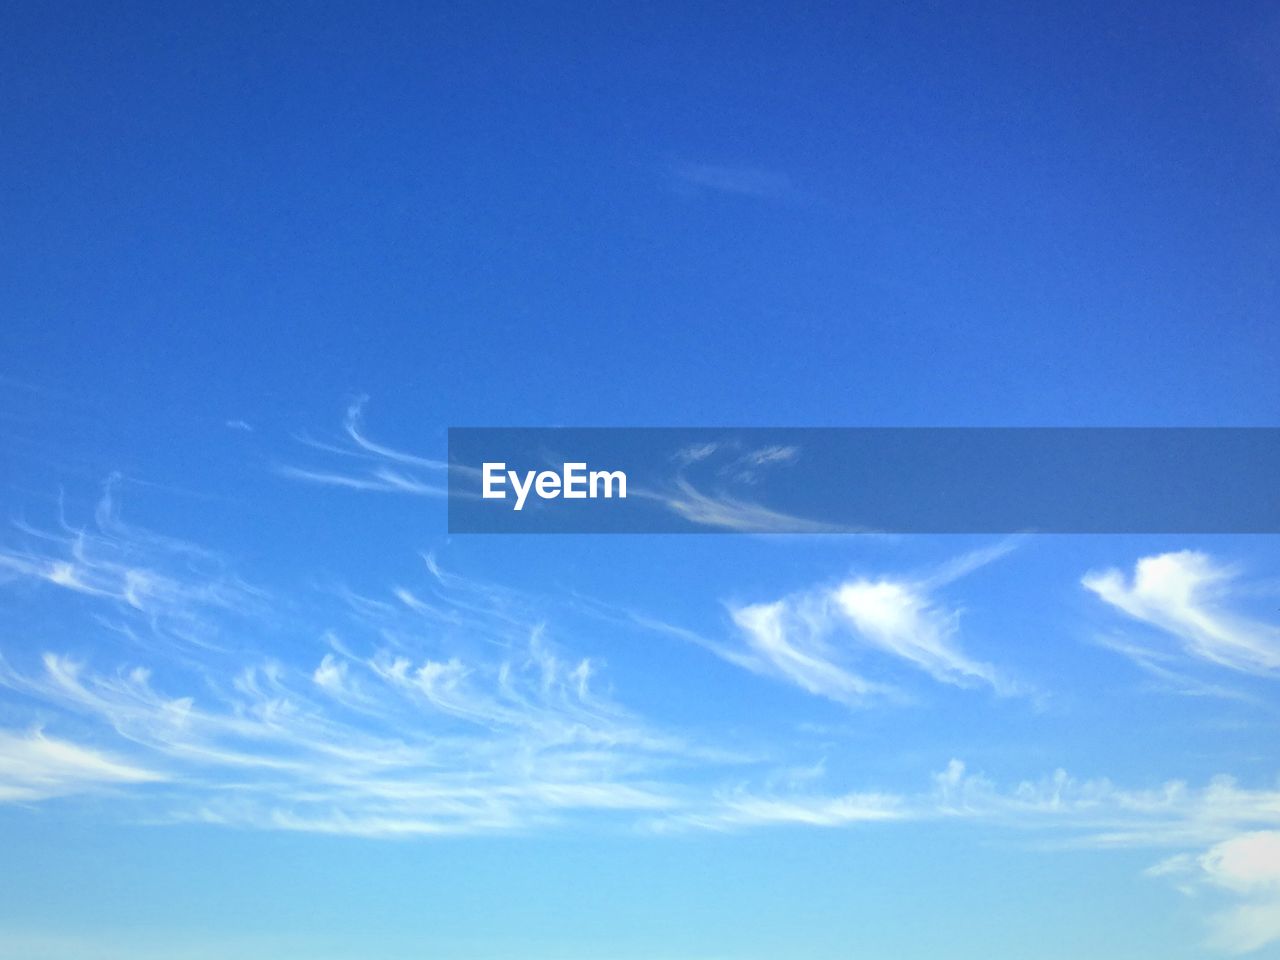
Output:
left=1085, top=551, right=1280, bottom=676
left=0, top=626, right=700, bottom=837
left=936, top=757, right=1280, bottom=952
left=654, top=785, right=904, bottom=833
left=0, top=727, right=162, bottom=801
left=283, top=411, right=836, bottom=532
left=640, top=753, right=1280, bottom=956
left=635, top=441, right=854, bottom=533
left=637, top=477, right=853, bottom=533
left=275, top=397, right=450, bottom=497
left=721, top=545, right=1023, bottom=705
left=0, top=477, right=266, bottom=655
left=832, top=578, right=1007, bottom=690
left=1090, top=633, right=1258, bottom=703
left=0, top=492, right=730, bottom=836
left=661, top=756, right=1280, bottom=849
left=275, top=465, right=446, bottom=496
left=728, top=598, right=892, bottom=704
left=928, top=759, right=1280, bottom=850
left=649, top=748, right=1280, bottom=935
left=4, top=485, right=1280, bottom=953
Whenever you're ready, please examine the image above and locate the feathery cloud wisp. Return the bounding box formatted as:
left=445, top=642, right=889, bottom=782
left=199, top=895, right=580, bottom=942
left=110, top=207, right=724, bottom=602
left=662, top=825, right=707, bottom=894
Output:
left=722, top=546, right=1022, bottom=705
left=0, top=727, right=162, bottom=801
left=276, top=397, right=450, bottom=497
left=1084, top=551, right=1280, bottom=675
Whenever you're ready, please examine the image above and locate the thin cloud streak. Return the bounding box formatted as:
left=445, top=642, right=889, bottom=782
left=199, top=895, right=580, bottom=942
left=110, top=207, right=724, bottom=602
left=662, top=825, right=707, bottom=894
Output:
left=0, top=727, right=163, bottom=801
left=0, top=477, right=267, bottom=657
left=672, top=162, right=797, bottom=201
left=634, top=477, right=857, bottom=533
left=276, top=397, right=451, bottom=498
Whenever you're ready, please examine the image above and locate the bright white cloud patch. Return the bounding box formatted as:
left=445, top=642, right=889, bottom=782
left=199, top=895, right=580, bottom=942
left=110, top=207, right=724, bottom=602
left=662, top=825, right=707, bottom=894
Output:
left=1084, top=551, right=1280, bottom=675
left=1152, top=831, right=1280, bottom=954
left=833, top=579, right=1005, bottom=690
left=1202, top=831, right=1280, bottom=894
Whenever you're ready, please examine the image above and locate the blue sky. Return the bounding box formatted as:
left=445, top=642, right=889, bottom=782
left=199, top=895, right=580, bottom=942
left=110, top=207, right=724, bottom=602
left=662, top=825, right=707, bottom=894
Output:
left=2, top=2, right=1279, bottom=958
